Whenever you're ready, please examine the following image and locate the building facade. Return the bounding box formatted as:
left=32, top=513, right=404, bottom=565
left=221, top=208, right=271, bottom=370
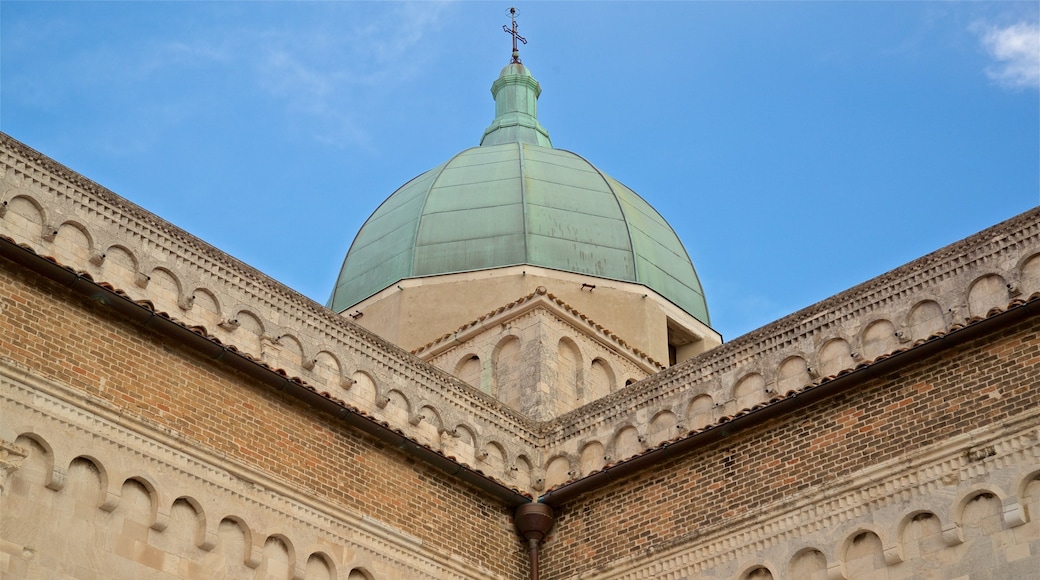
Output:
left=1, top=52, right=1038, bottom=580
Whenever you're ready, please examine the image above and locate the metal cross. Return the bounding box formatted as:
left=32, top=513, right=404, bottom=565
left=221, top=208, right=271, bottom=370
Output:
left=502, top=7, right=527, bottom=64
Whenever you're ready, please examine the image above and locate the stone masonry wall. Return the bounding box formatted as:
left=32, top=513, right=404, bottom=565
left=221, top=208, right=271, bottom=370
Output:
left=540, top=313, right=1040, bottom=579
left=4, top=133, right=1039, bottom=500
left=425, top=302, right=651, bottom=421
left=0, top=134, right=541, bottom=496
left=0, top=259, right=526, bottom=579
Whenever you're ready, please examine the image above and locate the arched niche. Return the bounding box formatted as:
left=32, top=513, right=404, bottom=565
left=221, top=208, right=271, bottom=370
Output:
left=259, top=535, right=293, bottom=579
left=349, top=371, right=378, bottom=408
left=842, top=530, right=885, bottom=578
left=148, top=267, right=184, bottom=314
left=741, top=565, right=774, bottom=580
left=116, top=476, right=161, bottom=532
left=418, top=404, right=442, bottom=427
left=2, top=435, right=52, bottom=522
left=907, top=300, right=945, bottom=341
left=958, top=490, right=1003, bottom=537
left=54, top=221, right=94, bottom=263
left=579, top=441, right=605, bottom=475
left=3, top=194, right=46, bottom=240
left=175, top=496, right=212, bottom=550
left=484, top=442, right=507, bottom=473
left=386, top=390, right=409, bottom=413
left=544, top=455, right=571, bottom=490
left=687, top=394, right=715, bottom=430
left=588, top=358, right=615, bottom=401
left=818, top=338, right=853, bottom=378
left=613, top=425, right=642, bottom=460
left=776, top=356, right=810, bottom=395
left=232, top=310, right=264, bottom=357
left=860, top=319, right=897, bottom=361
left=191, top=288, right=222, bottom=330
left=311, top=351, right=345, bottom=396
left=450, top=424, right=477, bottom=466
left=788, top=548, right=827, bottom=580
left=1020, top=253, right=1040, bottom=294
left=210, top=517, right=253, bottom=574
left=416, top=404, right=443, bottom=444
left=733, top=373, right=766, bottom=411
left=51, top=457, right=106, bottom=574
left=557, top=338, right=583, bottom=404
left=67, top=456, right=106, bottom=507
left=413, top=407, right=443, bottom=453
left=953, top=489, right=1007, bottom=574
left=235, top=310, right=265, bottom=336
left=647, top=410, right=677, bottom=446
left=967, top=274, right=1008, bottom=317
left=1020, top=470, right=1040, bottom=504
left=897, top=511, right=944, bottom=561
left=153, top=497, right=205, bottom=557
left=454, top=354, right=483, bottom=392
left=383, top=390, right=412, bottom=426
left=514, top=455, right=533, bottom=488
left=99, top=245, right=140, bottom=296
left=275, top=334, right=305, bottom=368
left=494, top=336, right=522, bottom=403
left=11, top=434, right=52, bottom=487
left=120, top=478, right=163, bottom=528
left=306, top=552, right=336, bottom=580
left=1021, top=471, right=1040, bottom=534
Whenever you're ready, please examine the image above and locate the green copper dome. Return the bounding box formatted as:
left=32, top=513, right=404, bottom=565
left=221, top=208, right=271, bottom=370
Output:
left=328, top=63, right=711, bottom=326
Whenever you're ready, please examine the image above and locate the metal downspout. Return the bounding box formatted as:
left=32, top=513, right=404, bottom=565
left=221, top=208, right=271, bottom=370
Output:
left=514, top=502, right=554, bottom=580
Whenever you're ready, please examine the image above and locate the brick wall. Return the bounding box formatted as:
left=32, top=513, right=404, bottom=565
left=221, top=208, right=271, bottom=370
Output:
left=540, top=313, right=1040, bottom=578
left=0, top=258, right=527, bottom=579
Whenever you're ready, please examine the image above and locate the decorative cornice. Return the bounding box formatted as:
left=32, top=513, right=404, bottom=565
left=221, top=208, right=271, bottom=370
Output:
left=3, top=131, right=1039, bottom=499
left=0, top=361, right=504, bottom=578
left=413, top=285, right=665, bottom=373
left=564, top=408, right=1040, bottom=579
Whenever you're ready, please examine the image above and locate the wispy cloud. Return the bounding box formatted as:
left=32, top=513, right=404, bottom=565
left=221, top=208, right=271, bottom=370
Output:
left=235, top=2, right=451, bottom=147
left=977, top=21, right=1040, bottom=89
left=6, top=1, right=449, bottom=151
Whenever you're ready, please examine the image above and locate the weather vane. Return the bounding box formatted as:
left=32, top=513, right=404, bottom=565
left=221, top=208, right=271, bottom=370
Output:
left=502, top=7, right=527, bottom=64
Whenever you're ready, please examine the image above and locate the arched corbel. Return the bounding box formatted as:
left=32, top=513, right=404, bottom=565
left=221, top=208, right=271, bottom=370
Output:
left=99, top=489, right=121, bottom=512
left=151, top=503, right=171, bottom=532
left=531, top=466, right=546, bottom=492
left=245, top=543, right=263, bottom=569
left=219, top=317, right=241, bottom=331
left=941, top=521, right=964, bottom=546
left=826, top=561, right=846, bottom=580
left=198, top=529, right=218, bottom=551
left=1003, top=498, right=1027, bottom=527
left=45, top=465, right=67, bottom=491
left=883, top=544, right=904, bottom=565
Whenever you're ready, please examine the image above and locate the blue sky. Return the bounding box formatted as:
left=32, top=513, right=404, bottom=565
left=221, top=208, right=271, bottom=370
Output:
left=2, top=1, right=1038, bottom=341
